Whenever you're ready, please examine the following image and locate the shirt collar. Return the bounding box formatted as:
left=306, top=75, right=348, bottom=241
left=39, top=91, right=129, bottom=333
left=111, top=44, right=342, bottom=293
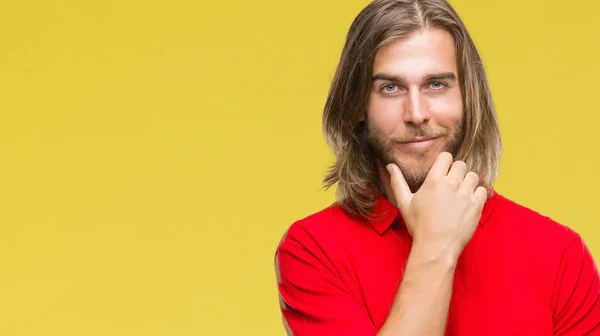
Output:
left=367, top=188, right=501, bottom=235
left=366, top=194, right=399, bottom=235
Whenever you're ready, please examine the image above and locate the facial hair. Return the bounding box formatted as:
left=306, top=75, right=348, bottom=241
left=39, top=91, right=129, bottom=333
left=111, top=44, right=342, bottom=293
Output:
left=366, top=119, right=464, bottom=193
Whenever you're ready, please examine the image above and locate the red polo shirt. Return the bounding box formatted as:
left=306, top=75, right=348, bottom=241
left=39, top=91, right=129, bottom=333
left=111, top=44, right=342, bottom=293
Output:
left=275, top=190, right=600, bottom=335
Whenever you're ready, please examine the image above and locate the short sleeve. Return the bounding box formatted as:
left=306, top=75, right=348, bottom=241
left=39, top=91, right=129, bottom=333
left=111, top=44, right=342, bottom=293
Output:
left=274, top=224, right=378, bottom=336
left=552, top=235, right=600, bottom=335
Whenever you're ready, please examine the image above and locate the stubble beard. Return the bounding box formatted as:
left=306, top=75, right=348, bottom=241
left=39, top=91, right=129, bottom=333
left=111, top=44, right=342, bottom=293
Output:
left=366, top=120, right=464, bottom=193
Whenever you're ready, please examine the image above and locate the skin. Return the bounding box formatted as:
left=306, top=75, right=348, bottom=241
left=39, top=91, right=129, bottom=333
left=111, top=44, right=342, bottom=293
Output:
left=366, top=28, right=489, bottom=336
left=366, top=27, right=464, bottom=194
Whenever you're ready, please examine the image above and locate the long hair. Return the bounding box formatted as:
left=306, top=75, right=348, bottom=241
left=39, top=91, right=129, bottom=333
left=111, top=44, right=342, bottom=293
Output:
left=322, top=0, right=502, bottom=219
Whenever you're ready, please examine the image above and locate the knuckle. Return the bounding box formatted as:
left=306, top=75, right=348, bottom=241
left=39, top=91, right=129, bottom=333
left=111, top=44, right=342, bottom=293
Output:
left=429, top=174, right=441, bottom=184
left=457, top=187, right=470, bottom=199
left=447, top=177, right=460, bottom=189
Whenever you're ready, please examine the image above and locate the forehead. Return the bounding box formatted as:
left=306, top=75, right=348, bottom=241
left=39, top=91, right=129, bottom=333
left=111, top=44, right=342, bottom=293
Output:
left=373, top=28, right=458, bottom=77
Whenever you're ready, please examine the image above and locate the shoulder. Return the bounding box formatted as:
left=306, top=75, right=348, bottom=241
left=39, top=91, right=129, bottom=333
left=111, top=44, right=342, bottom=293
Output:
left=274, top=203, right=367, bottom=292
left=491, top=193, right=580, bottom=248
left=276, top=202, right=366, bottom=253
left=484, top=193, right=598, bottom=302
left=484, top=194, right=600, bottom=329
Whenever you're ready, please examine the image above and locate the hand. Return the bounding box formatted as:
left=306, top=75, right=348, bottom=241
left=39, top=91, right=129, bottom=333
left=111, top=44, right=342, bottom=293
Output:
left=386, top=151, right=488, bottom=261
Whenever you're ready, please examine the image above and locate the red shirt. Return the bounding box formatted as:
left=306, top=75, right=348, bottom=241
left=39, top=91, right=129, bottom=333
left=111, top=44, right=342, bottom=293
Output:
left=275, top=190, right=600, bottom=335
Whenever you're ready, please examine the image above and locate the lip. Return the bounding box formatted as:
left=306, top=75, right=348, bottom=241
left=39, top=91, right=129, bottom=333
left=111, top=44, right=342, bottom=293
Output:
left=400, top=136, right=438, bottom=143
left=397, top=136, right=439, bottom=150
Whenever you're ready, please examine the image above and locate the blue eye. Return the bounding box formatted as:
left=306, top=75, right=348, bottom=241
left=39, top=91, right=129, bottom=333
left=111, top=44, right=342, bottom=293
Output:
left=430, top=82, right=447, bottom=89
left=382, top=84, right=397, bottom=92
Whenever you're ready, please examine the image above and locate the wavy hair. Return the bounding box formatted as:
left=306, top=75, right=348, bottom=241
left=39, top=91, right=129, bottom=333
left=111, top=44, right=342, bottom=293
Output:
left=322, top=0, right=502, bottom=219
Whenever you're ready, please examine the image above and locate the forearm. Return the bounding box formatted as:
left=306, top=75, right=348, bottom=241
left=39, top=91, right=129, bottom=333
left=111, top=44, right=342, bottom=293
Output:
left=378, top=244, right=458, bottom=336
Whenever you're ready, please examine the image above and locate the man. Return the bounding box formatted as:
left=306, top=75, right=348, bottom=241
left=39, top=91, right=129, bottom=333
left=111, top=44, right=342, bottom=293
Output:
left=275, top=0, right=600, bottom=335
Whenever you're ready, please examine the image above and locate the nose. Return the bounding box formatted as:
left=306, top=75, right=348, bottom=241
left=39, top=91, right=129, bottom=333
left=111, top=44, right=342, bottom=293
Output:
left=403, top=90, right=430, bottom=124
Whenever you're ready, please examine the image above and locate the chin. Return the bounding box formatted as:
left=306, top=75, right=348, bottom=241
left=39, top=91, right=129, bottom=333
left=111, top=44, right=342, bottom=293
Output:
left=390, top=150, right=438, bottom=177
left=396, top=148, right=438, bottom=163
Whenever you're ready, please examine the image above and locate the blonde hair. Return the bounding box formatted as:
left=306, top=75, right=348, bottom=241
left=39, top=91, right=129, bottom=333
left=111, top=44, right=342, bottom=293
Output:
left=322, top=0, right=502, bottom=219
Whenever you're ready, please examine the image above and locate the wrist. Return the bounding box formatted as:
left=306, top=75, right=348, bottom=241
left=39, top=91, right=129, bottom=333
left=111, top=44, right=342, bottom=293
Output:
left=410, top=240, right=460, bottom=268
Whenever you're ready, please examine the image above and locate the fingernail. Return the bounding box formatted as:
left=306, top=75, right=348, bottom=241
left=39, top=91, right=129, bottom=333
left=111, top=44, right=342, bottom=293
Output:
left=386, top=164, right=393, bottom=174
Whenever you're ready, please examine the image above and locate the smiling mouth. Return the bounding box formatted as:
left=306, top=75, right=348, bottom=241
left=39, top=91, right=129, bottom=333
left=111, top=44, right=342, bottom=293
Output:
left=394, top=136, right=440, bottom=151
left=399, top=136, right=439, bottom=144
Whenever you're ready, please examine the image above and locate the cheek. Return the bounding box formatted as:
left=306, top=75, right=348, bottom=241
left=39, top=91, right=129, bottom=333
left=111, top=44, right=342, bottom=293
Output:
left=367, top=96, right=403, bottom=133
left=428, top=93, right=463, bottom=127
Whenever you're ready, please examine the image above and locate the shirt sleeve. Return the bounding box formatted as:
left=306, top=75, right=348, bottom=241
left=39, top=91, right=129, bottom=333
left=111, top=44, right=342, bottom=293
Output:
left=552, top=234, right=600, bottom=335
left=274, top=224, right=378, bottom=336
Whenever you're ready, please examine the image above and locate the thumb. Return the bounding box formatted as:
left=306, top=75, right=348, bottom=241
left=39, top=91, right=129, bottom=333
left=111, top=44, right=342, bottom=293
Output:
left=386, top=163, right=412, bottom=213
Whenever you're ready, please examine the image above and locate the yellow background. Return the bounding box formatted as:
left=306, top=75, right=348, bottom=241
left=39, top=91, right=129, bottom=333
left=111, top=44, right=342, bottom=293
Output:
left=0, top=0, right=598, bottom=334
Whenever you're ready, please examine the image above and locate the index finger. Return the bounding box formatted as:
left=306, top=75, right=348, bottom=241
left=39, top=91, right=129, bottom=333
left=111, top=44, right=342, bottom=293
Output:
left=427, top=151, right=454, bottom=178
left=386, top=163, right=412, bottom=212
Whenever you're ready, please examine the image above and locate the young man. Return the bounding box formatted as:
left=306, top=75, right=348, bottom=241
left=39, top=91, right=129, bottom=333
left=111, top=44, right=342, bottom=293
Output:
left=275, top=0, right=600, bottom=335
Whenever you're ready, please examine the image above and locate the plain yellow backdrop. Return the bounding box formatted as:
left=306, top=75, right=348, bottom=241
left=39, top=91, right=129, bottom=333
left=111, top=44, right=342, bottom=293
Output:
left=0, top=0, right=598, bottom=334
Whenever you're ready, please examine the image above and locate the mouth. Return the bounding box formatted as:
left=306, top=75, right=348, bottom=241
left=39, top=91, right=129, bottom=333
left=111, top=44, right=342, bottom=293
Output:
left=396, top=136, right=440, bottom=150
left=398, top=136, right=439, bottom=144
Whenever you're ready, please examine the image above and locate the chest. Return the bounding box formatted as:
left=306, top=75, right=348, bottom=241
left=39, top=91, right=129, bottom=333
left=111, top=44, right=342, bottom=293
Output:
left=351, top=227, right=554, bottom=335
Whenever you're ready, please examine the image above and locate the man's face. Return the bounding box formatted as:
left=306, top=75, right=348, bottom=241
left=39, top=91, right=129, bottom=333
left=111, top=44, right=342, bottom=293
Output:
left=366, top=28, right=464, bottom=192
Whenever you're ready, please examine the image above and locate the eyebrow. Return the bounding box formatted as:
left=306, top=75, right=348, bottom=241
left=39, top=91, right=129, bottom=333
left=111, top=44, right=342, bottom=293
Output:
left=372, top=72, right=457, bottom=83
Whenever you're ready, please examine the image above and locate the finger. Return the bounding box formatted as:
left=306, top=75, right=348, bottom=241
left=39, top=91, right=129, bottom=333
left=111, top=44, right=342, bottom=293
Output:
left=448, top=160, right=467, bottom=182
left=427, top=151, right=453, bottom=179
left=460, top=171, right=480, bottom=193
left=474, top=186, right=488, bottom=207
left=466, top=186, right=488, bottom=220
left=386, top=163, right=412, bottom=212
